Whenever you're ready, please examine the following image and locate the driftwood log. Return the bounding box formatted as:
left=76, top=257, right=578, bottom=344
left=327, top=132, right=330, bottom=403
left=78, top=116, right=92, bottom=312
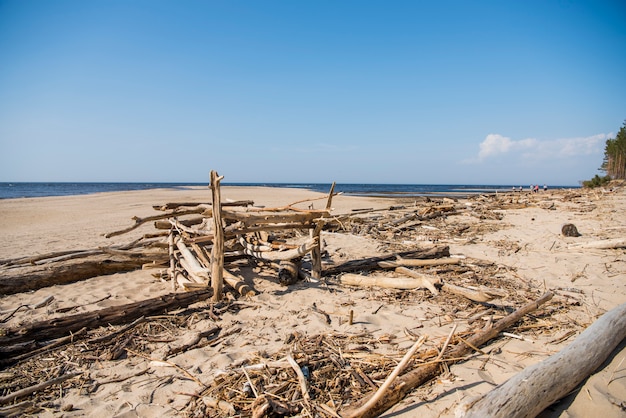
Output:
left=337, top=273, right=440, bottom=293
left=459, top=301, right=626, bottom=418
left=210, top=170, right=225, bottom=302
left=568, top=237, right=626, bottom=250
left=341, top=291, right=554, bottom=418
left=323, top=246, right=450, bottom=276
left=0, top=253, right=167, bottom=295
left=0, top=288, right=212, bottom=350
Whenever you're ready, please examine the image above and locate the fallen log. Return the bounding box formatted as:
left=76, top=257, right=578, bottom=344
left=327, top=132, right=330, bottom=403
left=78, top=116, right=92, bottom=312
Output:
left=340, top=291, right=554, bottom=418
left=337, top=273, right=438, bottom=291
left=0, top=254, right=167, bottom=295
left=459, top=301, right=626, bottom=418
left=323, top=246, right=450, bottom=277
left=0, top=288, right=213, bottom=349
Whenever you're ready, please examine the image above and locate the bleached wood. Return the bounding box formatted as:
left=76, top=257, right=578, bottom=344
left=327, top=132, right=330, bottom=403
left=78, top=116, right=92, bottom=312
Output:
left=568, top=237, right=626, bottom=249
left=176, top=238, right=209, bottom=283
left=238, top=236, right=318, bottom=261
left=378, top=257, right=460, bottom=268
left=442, top=282, right=507, bottom=302
left=338, top=273, right=438, bottom=290
left=394, top=267, right=440, bottom=295
left=210, top=171, right=225, bottom=302
left=460, top=301, right=626, bottom=418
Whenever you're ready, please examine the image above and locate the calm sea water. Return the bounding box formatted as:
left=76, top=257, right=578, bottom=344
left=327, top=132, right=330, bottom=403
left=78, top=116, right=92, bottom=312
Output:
left=0, top=182, right=578, bottom=200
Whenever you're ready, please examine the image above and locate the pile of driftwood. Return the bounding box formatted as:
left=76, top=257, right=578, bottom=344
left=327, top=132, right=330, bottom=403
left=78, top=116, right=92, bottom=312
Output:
left=1, top=175, right=624, bottom=417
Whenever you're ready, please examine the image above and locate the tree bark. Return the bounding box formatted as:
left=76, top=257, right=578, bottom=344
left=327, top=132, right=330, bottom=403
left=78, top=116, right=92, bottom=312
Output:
left=459, top=301, right=626, bottom=418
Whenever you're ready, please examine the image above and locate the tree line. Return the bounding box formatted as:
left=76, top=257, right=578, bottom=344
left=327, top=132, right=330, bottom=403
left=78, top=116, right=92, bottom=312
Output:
left=583, top=119, right=626, bottom=187
left=602, top=120, right=626, bottom=179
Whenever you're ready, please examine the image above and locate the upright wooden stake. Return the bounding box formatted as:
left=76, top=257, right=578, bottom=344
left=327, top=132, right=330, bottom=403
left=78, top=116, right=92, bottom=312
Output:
left=210, top=170, right=225, bottom=302
left=311, top=182, right=335, bottom=279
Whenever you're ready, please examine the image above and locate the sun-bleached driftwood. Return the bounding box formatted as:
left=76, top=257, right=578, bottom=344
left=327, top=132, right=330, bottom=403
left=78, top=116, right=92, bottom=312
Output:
left=223, top=269, right=256, bottom=297
left=153, top=200, right=253, bottom=211
left=323, top=246, right=450, bottom=276
left=238, top=236, right=319, bottom=261
left=377, top=257, right=460, bottom=268
left=311, top=182, right=335, bottom=279
left=210, top=170, right=225, bottom=302
left=0, top=253, right=167, bottom=295
left=337, top=273, right=438, bottom=291
left=105, top=206, right=210, bottom=238
left=442, top=282, right=508, bottom=303
left=220, top=209, right=329, bottom=227
left=176, top=238, right=209, bottom=283
left=568, top=237, right=626, bottom=250
left=340, top=291, right=554, bottom=418
left=394, top=266, right=440, bottom=295
left=459, top=301, right=626, bottom=418
left=0, top=288, right=213, bottom=349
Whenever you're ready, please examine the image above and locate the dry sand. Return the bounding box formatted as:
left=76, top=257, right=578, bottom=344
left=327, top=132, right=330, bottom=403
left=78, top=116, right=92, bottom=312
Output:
left=0, top=185, right=625, bottom=417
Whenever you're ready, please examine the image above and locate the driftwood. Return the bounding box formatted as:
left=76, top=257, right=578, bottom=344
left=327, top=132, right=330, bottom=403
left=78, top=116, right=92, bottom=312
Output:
left=378, top=257, right=460, bottom=268
left=442, top=282, right=508, bottom=303
left=337, top=273, right=439, bottom=292
left=340, top=291, right=554, bottom=418
left=459, top=301, right=626, bottom=418
left=210, top=170, right=225, bottom=302
left=105, top=206, right=210, bottom=238
left=323, top=246, right=450, bottom=276
left=568, top=237, right=626, bottom=249
left=0, top=254, right=166, bottom=295
left=394, top=267, right=440, bottom=295
left=220, top=209, right=329, bottom=227
left=239, top=237, right=319, bottom=261
left=223, top=269, right=256, bottom=297
left=176, top=238, right=210, bottom=283
left=0, top=288, right=212, bottom=348
left=0, top=371, right=82, bottom=405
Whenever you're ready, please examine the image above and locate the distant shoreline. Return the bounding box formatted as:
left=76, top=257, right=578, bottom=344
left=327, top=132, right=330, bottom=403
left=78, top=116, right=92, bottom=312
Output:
left=0, top=182, right=580, bottom=200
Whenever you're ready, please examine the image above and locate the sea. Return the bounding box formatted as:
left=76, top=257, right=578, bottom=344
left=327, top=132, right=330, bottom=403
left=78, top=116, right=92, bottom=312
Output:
left=0, top=182, right=579, bottom=200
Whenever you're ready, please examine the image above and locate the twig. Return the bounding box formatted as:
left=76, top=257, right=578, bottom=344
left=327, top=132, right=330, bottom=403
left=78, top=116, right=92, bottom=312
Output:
left=436, top=323, right=457, bottom=361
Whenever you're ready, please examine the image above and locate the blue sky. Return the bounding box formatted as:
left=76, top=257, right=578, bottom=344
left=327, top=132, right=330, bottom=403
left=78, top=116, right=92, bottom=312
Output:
left=1, top=1, right=625, bottom=185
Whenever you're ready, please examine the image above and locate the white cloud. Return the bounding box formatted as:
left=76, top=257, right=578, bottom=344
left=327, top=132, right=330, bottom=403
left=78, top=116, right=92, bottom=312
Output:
left=475, top=133, right=607, bottom=162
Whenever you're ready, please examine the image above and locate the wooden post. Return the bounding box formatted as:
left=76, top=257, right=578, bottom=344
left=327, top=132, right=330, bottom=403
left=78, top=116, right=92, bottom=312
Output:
left=311, top=182, right=335, bottom=279
left=210, top=170, right=225, bottom=302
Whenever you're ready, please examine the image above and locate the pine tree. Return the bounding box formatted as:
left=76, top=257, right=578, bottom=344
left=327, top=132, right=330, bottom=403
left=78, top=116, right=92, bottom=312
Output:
left=601, top=120, right=626, bottom=180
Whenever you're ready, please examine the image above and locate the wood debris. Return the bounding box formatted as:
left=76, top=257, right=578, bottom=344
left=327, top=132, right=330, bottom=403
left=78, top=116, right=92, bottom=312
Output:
left=0, top=174, right=620, bottom=417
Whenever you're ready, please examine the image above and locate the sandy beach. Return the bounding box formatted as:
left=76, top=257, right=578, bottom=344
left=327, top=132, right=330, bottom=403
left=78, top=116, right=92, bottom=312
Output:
left=1, top=184, right=625, bottom=417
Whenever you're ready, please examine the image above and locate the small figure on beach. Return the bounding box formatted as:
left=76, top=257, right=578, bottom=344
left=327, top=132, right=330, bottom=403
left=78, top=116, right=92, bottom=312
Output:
left=543, top=184, right=547, bottom=191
